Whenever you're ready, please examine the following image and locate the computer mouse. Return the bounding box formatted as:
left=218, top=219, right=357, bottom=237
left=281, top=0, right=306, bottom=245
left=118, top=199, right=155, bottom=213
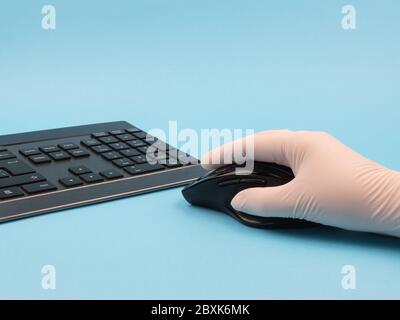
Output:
left=182, top=161, right=318, bottom=228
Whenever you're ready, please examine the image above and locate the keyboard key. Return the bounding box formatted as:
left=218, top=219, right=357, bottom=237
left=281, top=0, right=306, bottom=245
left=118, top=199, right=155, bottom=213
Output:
left=0, top=187, right=24, bottom=200
left=125, top=127, right=141, bottom=133
left=28, top=154, right=51, bottom=164
left=133, top=131, right=147, bottom=139
left=169, top=149, right=192, bottom=163
left=127, top=139, right=146, bottom=148
left=120, top=148, right=141, bottom=157
left=0, top=159, right=36, bottom=175
left=145, top=135, right=157, bottom=143
left=69, top=166, right=91, bottom=175
left=163, top=162, right=183, bottom=168
left=102, top=151, right=122, bottom=161
left=0, top=173, right=46, bottom=189
left=80, top=173, right=104, bottom=184
left=91, top=145, right=111, bottom=153
left=116, top=134, right=135, bottom=141
left=81, top=139, right=101, bottom=147
left=148, top=151, right=168, bottom=162
left=49, top=151, right=71, bottom=161
left=58, top=142, right=79, bottom=150
left=99, top=136, right=119, bottom=144
left=0, top=147, right=7, bottom=152
left=112, top=158, right=134, bottom=168
left=100, top=170, right=123, bottom=179
left=157, top=151, right=169, bottom=160
left=91, top=132, right=109, bottom=138
left=39, top=145, right=60, bottom=153
left=109, top=142, right=129, bottom=151
left=0, top=169, right=9, bottom=179
left=20, top=148, right=41, bottom=157
left=153, top=141, right=169, bottom=152
left=137, top=146, right=150, bottom=154
left=124, top=163, right=164, bottom=175
left=109, top=130, right=125, bottom=135
left=59, top=176, right=83, bottom=187
left=22, top=181, right=57, bottom=194
left=166, top=146, right=179, bottom=155
left=0, top=151, right=16, bottom=160
left=131, top=155, right=147, bottom=164
left=68, top=149, right=90, bottom=158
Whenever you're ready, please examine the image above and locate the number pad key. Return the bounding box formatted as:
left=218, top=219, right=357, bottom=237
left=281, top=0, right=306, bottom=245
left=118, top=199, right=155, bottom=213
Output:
left=131, top=155, right=147, bottom=164
left=109, top=142, right=129, bottom=151
left=102, top=152, right=122, bottom=161
left=120, top=149, right=141, bottom=157
left=126, top=140, right=146, bottom=148
left=132, top=132, right=147, bottom=139
left=116, top=134, right=135, bottom=141
left=98, top=136, right=119, bottom=144
left=112, top=158, right=134, bottom=168
left=109, top=130, right=125, bottom=135
left=124, top=163, right=164, bottom=175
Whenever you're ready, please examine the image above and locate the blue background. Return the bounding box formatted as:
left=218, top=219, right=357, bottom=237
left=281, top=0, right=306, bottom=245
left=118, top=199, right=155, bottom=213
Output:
left=0, top=0, right=399, bottom=299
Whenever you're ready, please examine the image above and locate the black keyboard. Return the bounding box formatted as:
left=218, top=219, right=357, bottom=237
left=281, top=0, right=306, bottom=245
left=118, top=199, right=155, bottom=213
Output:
left=0, top=121, right=206, bottom=223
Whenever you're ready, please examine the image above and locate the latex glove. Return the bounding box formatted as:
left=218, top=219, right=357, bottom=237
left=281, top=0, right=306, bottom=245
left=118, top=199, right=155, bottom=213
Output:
left=202, top=130, right=400, bottom=237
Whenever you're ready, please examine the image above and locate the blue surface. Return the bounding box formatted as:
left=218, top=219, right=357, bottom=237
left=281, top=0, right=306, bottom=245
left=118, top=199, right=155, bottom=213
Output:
left=0, top=0, right=400, bottom=299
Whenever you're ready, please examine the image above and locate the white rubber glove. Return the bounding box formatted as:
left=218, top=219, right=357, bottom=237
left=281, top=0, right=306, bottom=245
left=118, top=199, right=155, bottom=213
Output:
left=202, top=130, right=400, bottom=237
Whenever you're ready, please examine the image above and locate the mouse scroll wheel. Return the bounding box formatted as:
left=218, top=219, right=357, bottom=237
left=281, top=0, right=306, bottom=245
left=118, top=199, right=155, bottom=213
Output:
left=217, top=178, right=267, bottom=186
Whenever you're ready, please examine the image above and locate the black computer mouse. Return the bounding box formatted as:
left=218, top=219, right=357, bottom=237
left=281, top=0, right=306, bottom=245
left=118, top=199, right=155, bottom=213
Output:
left=182, top=161, right=318, bottom=228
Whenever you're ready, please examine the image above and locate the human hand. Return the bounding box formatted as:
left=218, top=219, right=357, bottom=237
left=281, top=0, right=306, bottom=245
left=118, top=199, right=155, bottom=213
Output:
left=202, top=130, right=400, bottom=237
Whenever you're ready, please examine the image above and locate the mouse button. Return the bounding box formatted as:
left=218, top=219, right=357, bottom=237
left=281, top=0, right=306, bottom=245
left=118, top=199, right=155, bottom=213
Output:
left=217, top=179, right=241, bottom=186
left=234, top=211, right=292, bottom=227
left=269, top=168, right=293, bottom=179
left=257, top=169, right=293, bottom=182
left=239, top=178, right=267, bottom=185
left=262, top=172, right=284, bottom=180
left=226, top=207, right=274, bottom=227
left=254, top=162, right=293, bottom=177
left=234, top=210, right=319, bottom=228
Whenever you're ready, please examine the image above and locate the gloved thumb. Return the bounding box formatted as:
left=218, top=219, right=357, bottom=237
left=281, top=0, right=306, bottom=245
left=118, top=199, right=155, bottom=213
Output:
left=231, top=183, right=298, bottom=219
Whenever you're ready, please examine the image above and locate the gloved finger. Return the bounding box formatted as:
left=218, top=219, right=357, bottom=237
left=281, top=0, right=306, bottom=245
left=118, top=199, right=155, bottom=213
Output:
left=230, top=182, right=299, bottom=219
left=201, top=130, right=293, bottom=170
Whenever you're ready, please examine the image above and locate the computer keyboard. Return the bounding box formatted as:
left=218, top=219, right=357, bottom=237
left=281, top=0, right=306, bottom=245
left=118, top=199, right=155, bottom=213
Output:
left=0, top=121, right=206, bottom=223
